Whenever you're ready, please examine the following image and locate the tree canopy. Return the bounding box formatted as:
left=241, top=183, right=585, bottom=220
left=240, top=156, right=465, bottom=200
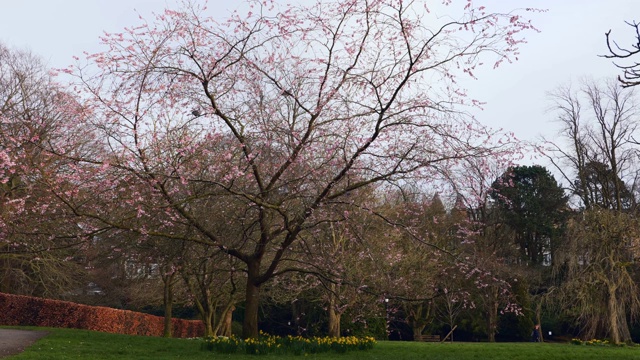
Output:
left=491, top=165, right=568, bottom=265
left=47, top=0, right=535, bottom=338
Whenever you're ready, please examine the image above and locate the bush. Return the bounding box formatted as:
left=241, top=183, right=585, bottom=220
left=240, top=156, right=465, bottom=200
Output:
left=0, top=292, right=203, bottom=338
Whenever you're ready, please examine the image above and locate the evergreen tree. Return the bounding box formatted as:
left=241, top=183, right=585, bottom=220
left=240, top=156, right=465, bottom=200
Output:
left=490, top=165, right=568, bottom=266
left=574, top=160, right=636, bottom=211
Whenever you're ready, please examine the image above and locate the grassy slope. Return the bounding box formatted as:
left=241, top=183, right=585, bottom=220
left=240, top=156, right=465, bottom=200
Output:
left=7, top=327, right=640, bottom=360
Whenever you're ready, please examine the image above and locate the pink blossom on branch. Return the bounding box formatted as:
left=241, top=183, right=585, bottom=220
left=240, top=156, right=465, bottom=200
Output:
left=53, top=0, right=538, bottom=338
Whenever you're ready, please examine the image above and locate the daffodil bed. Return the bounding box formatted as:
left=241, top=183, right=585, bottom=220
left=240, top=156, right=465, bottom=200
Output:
left=570, top=338, right=637, bottom=347
left=202, top=332, right=376, bottom=355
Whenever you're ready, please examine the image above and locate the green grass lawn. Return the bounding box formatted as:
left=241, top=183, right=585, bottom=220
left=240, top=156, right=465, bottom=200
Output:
left=6, top=327, right=640, bottom=360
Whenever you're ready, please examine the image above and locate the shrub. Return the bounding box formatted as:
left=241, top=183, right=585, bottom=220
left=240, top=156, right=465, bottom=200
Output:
left=0, top=292, right=203, bottom=338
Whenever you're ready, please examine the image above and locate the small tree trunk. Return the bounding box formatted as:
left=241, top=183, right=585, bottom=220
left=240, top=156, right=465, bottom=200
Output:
left=204, top=307, right=215, bottom=337
left=406, top=303, right=430, bottom=341
left=447, top=310, right=456, bottom=342
left=617, top=306, right=631, bottom=342
left=162, top=272, right=175, bottom=338
left=243, top=261, right=261, bottom=339
left=487, top=314, right=497, bottom=342
left=328, top=307, right=341, bottom=338
left=536, top=300, right=544, bottom=342
left=217, top=304, right=235, bottom=337
left=608, top=284, right=620, bottom=343
left=0, top=259, right=9, bottom=292
left=327, top=288, right=341, bottom=338
left=487, top=287, right=499, bottom=342
left=181, top=272, right=217, bottom=337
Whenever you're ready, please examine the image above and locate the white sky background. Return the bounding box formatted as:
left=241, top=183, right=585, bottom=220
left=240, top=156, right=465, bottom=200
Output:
left=1, top=0, right=639, bottom=153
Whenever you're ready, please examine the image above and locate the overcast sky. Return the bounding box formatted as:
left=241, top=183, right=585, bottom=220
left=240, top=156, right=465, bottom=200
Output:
left=1, top=0, right=639, bottom=149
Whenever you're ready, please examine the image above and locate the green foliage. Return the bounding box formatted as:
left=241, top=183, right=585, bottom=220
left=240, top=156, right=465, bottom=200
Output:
left=340, top=312, right=388, bottom=339
left=574, top=160, right=636, bottom=211
left=491, top=165, right=568, bottom=265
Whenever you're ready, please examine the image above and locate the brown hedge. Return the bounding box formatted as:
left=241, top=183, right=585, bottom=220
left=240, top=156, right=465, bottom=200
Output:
left=0, top=292, right=203, bottom=338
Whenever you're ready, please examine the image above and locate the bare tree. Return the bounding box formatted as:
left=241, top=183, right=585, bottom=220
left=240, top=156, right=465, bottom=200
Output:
left=545, top=79, right=639, bottom=211
left=604, top=21, right=640, bottom=87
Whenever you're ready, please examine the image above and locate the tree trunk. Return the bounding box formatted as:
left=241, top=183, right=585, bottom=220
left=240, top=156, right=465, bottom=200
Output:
left=243, top=261, right=261, bottom=339
left=328, top=306, right=341, bottom=338
left=327, top=288, right=341, bottom=338
left=487, top=287, right=499, bottom=342
left=204, top=306, right=214, bottom=337
left=487, top=312, right=497, bottom=342
left=608, top=284, right=621, bottom=343
left=190, top=290, right=215, bottom=337
left=217, top=304, right=235, bottom=337
left=617, top=306, right=632, bottom=342
left=162, top=272, right=175, bottom=338
left=406, top=302, right=430, bottom=341
left=0, top=259, right=9, bottom=292
left=536, top=300, right=544, bottom=342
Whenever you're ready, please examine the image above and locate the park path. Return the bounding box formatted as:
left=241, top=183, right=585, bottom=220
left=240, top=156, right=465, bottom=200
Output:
left=0, top=329, right=48, bottom=358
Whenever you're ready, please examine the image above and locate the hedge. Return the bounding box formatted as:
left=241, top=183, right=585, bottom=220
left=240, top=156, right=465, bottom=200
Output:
left=0, top=292, right=203, bottom=338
